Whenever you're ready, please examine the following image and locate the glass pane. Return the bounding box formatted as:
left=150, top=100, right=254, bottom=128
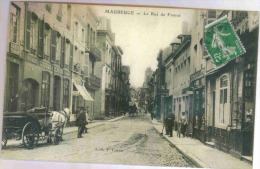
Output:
left=224, top=89, right=227, bottom=103
left=220, top=75, right=228, bottom=88
left=220, top=90, right=223, bottom=104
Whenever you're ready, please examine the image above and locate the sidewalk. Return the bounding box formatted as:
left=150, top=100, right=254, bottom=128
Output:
left=2, top=116, right=125, bottom=148
left=150, top=118, right=252, bottom=169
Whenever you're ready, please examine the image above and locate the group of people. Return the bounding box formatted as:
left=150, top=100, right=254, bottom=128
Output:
left=76, top=107, right=90, bottom=138
left=163, top=111, right=188, bottom=138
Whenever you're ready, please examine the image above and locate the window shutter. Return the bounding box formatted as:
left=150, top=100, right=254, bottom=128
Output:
left=50, top=30, right=57, bottom=62
left=38, top=19, right=44, bottom=58
left=26, top=11, right=32, bottom=50
left=69, top=44, right=73, bottom=71
left=60, top=37, right=65, bottom=68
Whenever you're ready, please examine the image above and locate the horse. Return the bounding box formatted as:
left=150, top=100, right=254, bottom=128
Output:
left=48, top=108, right=70, bottom=142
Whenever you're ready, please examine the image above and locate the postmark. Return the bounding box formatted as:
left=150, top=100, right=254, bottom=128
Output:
left=205, top=16, right=246, bottom=66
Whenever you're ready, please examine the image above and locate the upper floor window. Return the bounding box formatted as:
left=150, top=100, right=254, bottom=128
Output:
left=30, top=14, right=38, bottom=50
left=10, top=4, right=20, bottom=43
left=44, top=25, right=51, bottom=57
left=74, top=22, right=78, bottom=38
left=66, top=4, right=71, bottom=29
left=65, top=40, right=70, bottom=65
left=56, top=33, right=61, bottom=61
left=45, top=4, right=52, bottom=13
left=82, top=29, right=85, bottom=43
left=57, top=4, right=62, bottom=22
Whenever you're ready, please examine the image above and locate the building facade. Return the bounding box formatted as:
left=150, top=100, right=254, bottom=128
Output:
left=4, top=2, right=130, bottom=124
left=204, top=11, right=258, bottom=158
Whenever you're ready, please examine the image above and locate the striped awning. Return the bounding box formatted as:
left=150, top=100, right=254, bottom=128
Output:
left=73, top=82, right=94, bottom=101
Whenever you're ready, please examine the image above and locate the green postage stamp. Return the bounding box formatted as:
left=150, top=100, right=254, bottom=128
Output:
left=205, top=16, right=246, bottom=66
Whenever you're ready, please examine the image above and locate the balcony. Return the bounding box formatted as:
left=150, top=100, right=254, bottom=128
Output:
left=190, top=68, right=205, bottom=82
left=182, top=87, right=191, bottom=94
left=85, top=73, right=101, bottom=90
left=86, top=43, right=101, bottom=61
left=9, top=42, right=20, bottom=56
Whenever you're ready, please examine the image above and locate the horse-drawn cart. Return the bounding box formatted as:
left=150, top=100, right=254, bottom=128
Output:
left=1, top=107, right=63, bottom=149
left=129, top=105, right=138, bottom=117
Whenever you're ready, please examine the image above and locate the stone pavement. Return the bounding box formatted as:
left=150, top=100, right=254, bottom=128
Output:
left=150, top=118, right=252, bottom=169
left=2, top=116, right=125, bottom=147
left=61, top=115, right=126, bottom=135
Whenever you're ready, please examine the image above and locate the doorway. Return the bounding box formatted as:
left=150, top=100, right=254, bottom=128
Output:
left=53, top=76, right=61, bottom=111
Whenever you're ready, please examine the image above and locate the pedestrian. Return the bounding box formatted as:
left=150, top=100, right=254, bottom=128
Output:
left=163, top=114, right=169, bottom=135
left=178, top=111, right=187, bottom=138
left=180, top=111, right=187, bottom=137
left=151, top=110, right=155, bottom=120
left=76, top=107, right=86, bottom=138
left=167, top=111, right=175, bottom=137
left=148, top=104, right=153, bottom=119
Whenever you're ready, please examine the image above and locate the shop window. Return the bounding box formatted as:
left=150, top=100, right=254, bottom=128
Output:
left=21, top=78, right=39, bottom=111
left=41, top=72, right=50, bottom=109
left=10, top=4, right=20, bottom=44
left=8, top=62, right=19, bottom=111
left=244, top=69, right=255, bottom=100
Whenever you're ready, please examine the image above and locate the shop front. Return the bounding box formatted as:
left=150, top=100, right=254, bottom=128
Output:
left=190, top=69, right=206, bottom=142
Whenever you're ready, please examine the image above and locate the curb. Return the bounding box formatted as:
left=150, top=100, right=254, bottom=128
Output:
left=107, top=115, right=125, bottom=122
left=152, top=125, right=210, bottom=168
left=63, top=116, right=125, bottom=135
left=63, top=123, right=105, bottom=135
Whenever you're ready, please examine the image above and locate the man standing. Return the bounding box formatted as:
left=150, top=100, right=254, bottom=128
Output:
left=167, top=111, right=175, bottom=137
left=76, top=107, right=86, bottom=138
left=164, top=114, right=169, bottom=135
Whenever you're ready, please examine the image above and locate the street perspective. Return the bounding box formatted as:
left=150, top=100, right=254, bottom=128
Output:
left=1, top=2, right=259, bottom=169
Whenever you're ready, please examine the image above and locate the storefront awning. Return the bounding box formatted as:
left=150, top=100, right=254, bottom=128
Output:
left=73, top=83, right=94, bottom=101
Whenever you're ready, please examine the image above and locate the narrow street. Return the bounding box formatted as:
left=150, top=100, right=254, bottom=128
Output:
left=1, top=114, right=195, bottom=168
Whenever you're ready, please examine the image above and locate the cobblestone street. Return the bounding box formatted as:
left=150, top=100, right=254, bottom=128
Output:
left=1, top=115, right=195, bottom=167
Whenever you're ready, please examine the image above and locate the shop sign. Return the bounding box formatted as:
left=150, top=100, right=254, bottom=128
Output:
left=40, top=61, right=52, bottom=71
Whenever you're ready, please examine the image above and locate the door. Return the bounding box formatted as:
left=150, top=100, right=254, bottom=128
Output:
left=53, top=76, right=61, bottom=111
left=22, top=79, right=39, bottom=111
left=219, top=75, right=229, bottom=124
left=212, top=91, right=215, bottom=135
left=8, top=62, right=19, bottom=111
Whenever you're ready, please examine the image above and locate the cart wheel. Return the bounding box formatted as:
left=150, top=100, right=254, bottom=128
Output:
left=1, top=130, right=8, bottom=148
left=22, top=122, right=40, bottom=149
left=54, top=128, right=61, bottom=145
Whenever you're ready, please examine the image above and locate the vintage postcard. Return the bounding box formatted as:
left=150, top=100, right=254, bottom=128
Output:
left=0, top=1, right=259, bottom=169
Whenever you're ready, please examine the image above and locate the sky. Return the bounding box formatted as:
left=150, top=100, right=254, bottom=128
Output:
left=94, top=5, right=194, bottom=88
